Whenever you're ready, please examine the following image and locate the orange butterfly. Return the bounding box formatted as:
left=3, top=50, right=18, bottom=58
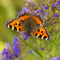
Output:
left=5, top=12, right=51, bottom=40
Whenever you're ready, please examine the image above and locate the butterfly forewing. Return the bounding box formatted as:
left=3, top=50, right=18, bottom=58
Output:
left=17, top=12, right=31, bottom=20
left=6, top=18, right=23, bottom=32
left=33, top=14, right=43, bottom=26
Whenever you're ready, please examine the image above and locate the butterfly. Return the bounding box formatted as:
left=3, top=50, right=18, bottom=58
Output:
left=5, top=12, right=51, bottom=40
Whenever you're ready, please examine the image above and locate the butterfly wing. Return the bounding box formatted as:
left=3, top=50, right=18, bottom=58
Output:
left=6, top=12, right=31, bottom=32
left=33, top=27, right=51, bottom=40
left=6, top=18, right=23, bottom=32
left=33, top=14, right=43, bottom=26
left=17, top=12, right=31, bottom=21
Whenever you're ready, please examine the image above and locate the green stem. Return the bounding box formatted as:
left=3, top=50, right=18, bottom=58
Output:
left=55, top=32, right=59, bottom=43
left=53, top=45, right=56, bottom=57
left=0, top=15, right=5, bottom=24
left=43, top=56, right=46, bottom=60
left=44, top=47, right=51, bottom=58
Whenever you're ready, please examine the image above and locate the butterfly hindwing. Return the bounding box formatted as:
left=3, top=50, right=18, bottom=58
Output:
left=33, top=27, right=51, bottom=40
left=5, top=18, right=23, bottom=32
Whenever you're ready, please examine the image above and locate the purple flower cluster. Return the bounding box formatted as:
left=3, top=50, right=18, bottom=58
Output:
left=17, top=7, right=31, bottom=14
left=20, top=32, right=31, bottom=41
left=51, top=1, right=60, bottom=17
left=1, top=43, right=14, bottom=60
left=12, top=36, right=20, bottom=57
left=51, top=1, right=60, bottom=9
left=51, top=3, right=56, bottom=7
left=1, top=36, right=20, bottom=60
left=40, top=4, right=48, bottom=18
left=58, top=1, right=60, bottom=9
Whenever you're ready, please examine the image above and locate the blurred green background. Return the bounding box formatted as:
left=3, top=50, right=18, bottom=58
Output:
left=0, top=0, right=44, bottom=59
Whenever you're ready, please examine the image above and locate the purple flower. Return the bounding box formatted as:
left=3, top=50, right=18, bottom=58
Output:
left=32, top=10, right=39, bottom=14
left=54, top=14, right=59, bottom=17
left=40, top=5, right=47, bottom=18
left=40, top=47, right=44, bottom=51
left=1, top=48, right=8, bottom=55
left=22, top=7, right=28, bottom=12
left=55, top=2, right=58, bottom=6
left=23, top=33, right=28, bottom=41
left=43, top=4, right=45, bottom=6
left=40, top=10, right=47, bottom=18
left=23, top=33, right=31, bottom=41
left=51, top=57, right=60, bottom=60
left=58, top=6, right=60, bottom=9
left=17, top=7, right=31, bottom=14
left=30, top=50, right=32, bottom=53
left=41, top=5, right=45, bottom=10
left=1, top=36, right=20, bottom=60
left=51, top=3, right=56, bottom=7
left=13, top=36, right=19, bottom=46
left=45, top=7, right=49, bottom=10
left=58, top=1, right=60, bottom=5
left=12, top=36, right=20, bottom=57
left=29, top=49, right=34, bottom=54
left=22, top=7, right=31, bottom=13
left=1, top=44, right=15, bottom=60
left=14, top=36, right=19, bottom=41
left=13, top=46, right=20, bottom=58
left=20, top=32, right=31, bottom=41
left=6, top=43, right=10, bottom=47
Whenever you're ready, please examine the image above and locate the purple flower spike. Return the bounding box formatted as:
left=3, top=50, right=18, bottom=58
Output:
left=54, top=14, right=59, bottom=17
left=45, top=7, right=49, bottom=10
left=58, top=1, right=60, bottom=5
left=1, top=48, right=7, bottom=55
left=40, top=5, right=48, bottom=18
left=12, top=36, right=20, bottom=57
left=51, top=3, right=56, bottom=7
left=51, top=57, right=60, bottom=60
left=1, top=46, right=15, bottom=60
left=1, top=36, right=21, bottom=60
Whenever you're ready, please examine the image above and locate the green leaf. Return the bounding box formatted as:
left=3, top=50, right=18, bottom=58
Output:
left=38, top=49, right=48, bottom=58
left=31, top=49, right=41, bottom=59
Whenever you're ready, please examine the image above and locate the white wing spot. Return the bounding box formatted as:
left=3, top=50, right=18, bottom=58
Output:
left=45, top=38, right=48, bottom=40
left=8, top=25, right=10, bottom=28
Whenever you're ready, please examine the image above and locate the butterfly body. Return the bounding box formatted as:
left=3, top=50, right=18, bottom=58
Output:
left=6, top=12, right=51, bottom=40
